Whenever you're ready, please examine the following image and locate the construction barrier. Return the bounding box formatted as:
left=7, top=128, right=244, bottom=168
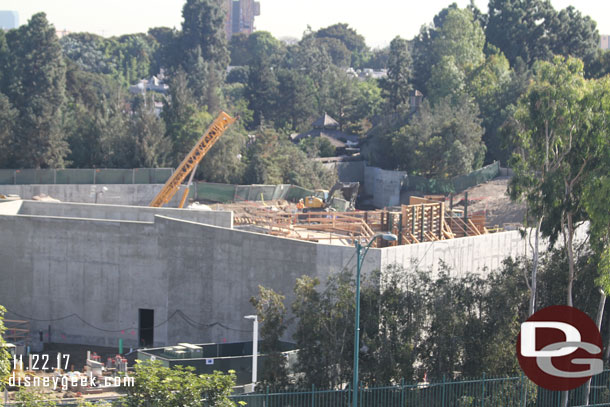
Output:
left=407, top=161, right=500, bottom=194
left=0, top=168, right=174, bottom=185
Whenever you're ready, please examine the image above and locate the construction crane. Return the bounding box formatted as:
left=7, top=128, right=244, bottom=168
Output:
left=149, top=111, right=237, bottom=208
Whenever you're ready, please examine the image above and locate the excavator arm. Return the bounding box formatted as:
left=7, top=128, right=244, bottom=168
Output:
left=149, top=111, right=237, bottom=208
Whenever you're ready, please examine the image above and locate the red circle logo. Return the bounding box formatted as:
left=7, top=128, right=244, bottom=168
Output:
left=517, top=305, right=602, bottom=391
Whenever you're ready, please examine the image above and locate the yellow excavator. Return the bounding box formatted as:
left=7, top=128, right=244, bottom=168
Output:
left=302, top=182, right=360, bottom=213
left=149, top=111, right=237, bottom=208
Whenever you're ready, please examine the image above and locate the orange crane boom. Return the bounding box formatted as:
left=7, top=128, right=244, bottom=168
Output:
left=149, top=111, right=237, bottom=208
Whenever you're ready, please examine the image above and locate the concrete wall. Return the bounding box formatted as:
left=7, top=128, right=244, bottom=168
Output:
left=323, top=161, right=365, bottom=183
left=381, top=230, right=528, bottom=277
left=0, top=207, right=379, bottom=348
left=0, top=184, right=186, bottom=207
left=0, top=200, right=540, bottom=350
left=17, top=200, right=233, bottom=228
left=363, top=166, right=407, bottom=208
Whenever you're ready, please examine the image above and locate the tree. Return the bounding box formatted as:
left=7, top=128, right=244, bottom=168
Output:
left=275, top=69, right=316, bottom=131
left=430, top=7, right=485, bottom=72
left=244, top=127, right=337, bottom=189
left=4, top=13, right=68, bottom=168
left=175, top=0, right=229, bottom=111
left=380, top=36, right=411, bottom=112
left=292, top=273, right=354, bottom=388
left=0, top=94, right=16, bottom=167
left=245, top=58, right=278, bottom=128
left=387, top=97, right=485, bottom=177
left=162, top=68, right=209, bottom=164
left=315, top=23, right=368, bottom=67
left=122, top=360, right=237, bottom=407
left=0, top=306, right=10, bottom=391
left=129, top=96, right=171, bottom=168
left=486, top=0, right=599, bottom=68
left=250, top=286, right=290, bottom=388
left=13, top=388, right=57, bottom=407
left=509, top=56, right=609, bottom=308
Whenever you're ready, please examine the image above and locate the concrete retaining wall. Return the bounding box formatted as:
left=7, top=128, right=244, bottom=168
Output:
left=0, top=200, right=540, bottom=349
left=17, top=200, right=233, bottom=228
left=323, top=161, right=365, bottom=183
left=0, top=184, right=186, bottom=207
left=363, top=166, right=407, bottom=208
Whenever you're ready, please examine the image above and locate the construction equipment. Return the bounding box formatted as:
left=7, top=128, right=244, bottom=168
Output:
left=303, top=182, right=359, bottom=212
left=149, top=111, right=237, bottom=208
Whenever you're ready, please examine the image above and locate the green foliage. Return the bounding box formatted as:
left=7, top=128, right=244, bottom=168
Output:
left=120, top=360, right=237, bottom=407
left=60, top=32, right=159, bottom=86
left=173, top=0, right=229, bottom=111
left=289, top=247, right=600, bottom=384
left=3, top=13, right=68, bottom=168
left=245, top=58, right=278, bottom=127
left=381, top=36, right=411, bottom=112
left=384, top=97, right=485, bottom=177
left=510, top=56, right=610, bottom=306
left=13, top=388, right=57, bottom=407
left=250, top=286, right=290, bottom=388
left=128, top=96, right=171, bottom=168
left=298, top=137, right=336, bottom=158
left=0, top=306, right=10, bottom=391
left=315, top=23, right=368, bottom=67
left=486, top=0, right=599, bottom=68
left=0, top=93, right=17, bottom=167
left=244, top=127, right=337, bottom=189
left=292, top=273, right=355, bottom=388
left=275, top=69, right=317, bottom=131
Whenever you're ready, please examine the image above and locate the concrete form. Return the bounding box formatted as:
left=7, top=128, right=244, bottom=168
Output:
left=0, top=200, right=537, bottom=350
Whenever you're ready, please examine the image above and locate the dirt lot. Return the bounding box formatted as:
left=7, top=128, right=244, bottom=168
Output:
left=453, top=176, right=526, bottom=228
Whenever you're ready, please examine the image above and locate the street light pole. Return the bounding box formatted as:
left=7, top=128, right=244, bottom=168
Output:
left=352, top=233, right=397, bottom=407
left=244, top=315, right=259, bottom=387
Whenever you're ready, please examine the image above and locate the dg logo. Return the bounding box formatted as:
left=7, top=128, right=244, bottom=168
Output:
left=517, top=305, right=603, bottom=391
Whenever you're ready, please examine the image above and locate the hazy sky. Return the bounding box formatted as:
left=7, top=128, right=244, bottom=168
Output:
left=3, top=0, right=610, bottom=48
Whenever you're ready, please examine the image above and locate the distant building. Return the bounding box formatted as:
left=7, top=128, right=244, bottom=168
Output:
left=601, top=35, right=610, bottom=50
left=0, top=10, right=19, bottom=30
left=290, top=113, right=360, bottom=156
left=223, top=0, right=260, bottom=39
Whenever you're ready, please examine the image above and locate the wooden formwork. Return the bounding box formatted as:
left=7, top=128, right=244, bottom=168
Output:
left=232, top=202, right=489, bottom=247
left=4, top=319, right=30, bottom=344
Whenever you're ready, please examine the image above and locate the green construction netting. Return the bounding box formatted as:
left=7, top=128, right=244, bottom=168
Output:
left=0, top=168, right=174, bottom=185
left=0, top=170, right=13, bottom=184
left=407, top=162, right=500, bottom=194
left=195, top=182, right=237, bottom=203
left=55, top=169, right=95, bottom=184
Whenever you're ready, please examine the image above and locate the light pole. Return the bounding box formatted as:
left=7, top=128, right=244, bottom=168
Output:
left=352, top=233, right=397, bottom=407
left=244, top=315, right=259, bottom=388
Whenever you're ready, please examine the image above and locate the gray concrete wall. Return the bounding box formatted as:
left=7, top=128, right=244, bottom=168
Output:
left=380, top=230, right=529, bottom=277
left=323, top=161, right=365, bottom=183
left=0, top=209, right=379, bottom=348
left=0, top=184, right=187, bottom=207
left=0, top=201, right=542, bottom=350
left=363, top=166, right=407, bottom=208
left=18, top=200, right=233, bottom=228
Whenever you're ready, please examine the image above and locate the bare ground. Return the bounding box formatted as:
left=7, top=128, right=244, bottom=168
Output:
left=452, top=176, right=526, bottom=228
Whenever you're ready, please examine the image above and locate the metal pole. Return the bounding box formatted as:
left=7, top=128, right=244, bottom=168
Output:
left=252, top=317, right=258, bottom=385
left=352, top=242, right=362, bottom=407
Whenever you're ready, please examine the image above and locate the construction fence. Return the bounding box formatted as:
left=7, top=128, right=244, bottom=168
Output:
left=231, top=370, right=610, bottom=407
left=194, top=183, right=350, bottom=211
left=0, top=168, right=174, bottom=185
left=407, top=161, right=501, bottom=195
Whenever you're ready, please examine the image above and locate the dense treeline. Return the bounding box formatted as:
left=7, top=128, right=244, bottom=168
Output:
left=252, top=248, right=608, bottom=387
left=0, top=0, right=609, bottom=186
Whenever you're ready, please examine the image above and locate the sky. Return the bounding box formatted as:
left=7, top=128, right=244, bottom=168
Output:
left=2, top=0, right=610, bottom=48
